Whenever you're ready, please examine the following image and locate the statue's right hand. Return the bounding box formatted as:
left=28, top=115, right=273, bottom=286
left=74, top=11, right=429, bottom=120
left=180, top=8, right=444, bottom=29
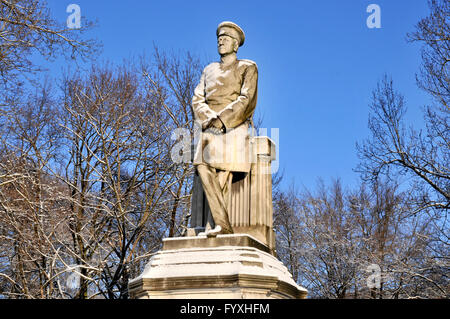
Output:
left=202, top=118, right=213, bottom=130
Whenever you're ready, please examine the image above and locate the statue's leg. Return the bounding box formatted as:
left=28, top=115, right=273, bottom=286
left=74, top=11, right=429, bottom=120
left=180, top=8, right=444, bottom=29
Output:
left=196, top=164, right=233, bottom=234
left=217, top=170, right=233, bottom=216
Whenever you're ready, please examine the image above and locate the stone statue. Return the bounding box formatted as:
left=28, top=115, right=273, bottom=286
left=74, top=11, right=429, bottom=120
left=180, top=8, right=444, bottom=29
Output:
left=191, top=21, right=258, bottom=236
left=128, top=22, right=308, bottom=299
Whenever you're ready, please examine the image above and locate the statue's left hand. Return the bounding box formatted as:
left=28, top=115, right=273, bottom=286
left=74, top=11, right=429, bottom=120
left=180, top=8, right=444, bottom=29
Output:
left=202, top=118, right=223, bottom=131
left=209, top=118, right=224, bottom=130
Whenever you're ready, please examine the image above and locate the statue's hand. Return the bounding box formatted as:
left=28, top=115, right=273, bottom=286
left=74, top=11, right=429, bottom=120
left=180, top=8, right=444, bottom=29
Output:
left=202, top=117, right=215, bottom=130
left=209, top=118, right=223, bottom=130
left=202, top=117, right=224, bottom=132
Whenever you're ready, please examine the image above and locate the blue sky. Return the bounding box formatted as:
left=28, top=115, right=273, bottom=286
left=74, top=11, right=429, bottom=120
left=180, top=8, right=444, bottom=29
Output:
left=45, top=0, right=432, bottom=191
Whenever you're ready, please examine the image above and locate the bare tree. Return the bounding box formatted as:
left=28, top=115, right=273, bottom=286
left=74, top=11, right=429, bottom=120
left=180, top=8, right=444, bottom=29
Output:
left=355, top=0, right=449, bottom=298
left=356, top=75, right=449, bottom=212
left=273, top=185, right=302, bottom=282
left=408, top=0, right=449, bottom=109
left=0, top=0, right=98, bottom=86
left=273, top=177, right=448, bottom=299
left=297, top=179, right=363, bottom=299
left=347, top=180, right=443, bottom=299
left=0, top=82, right=72, bottom=298
left=56, top=53, right=200, bottom=298
left=356, top=0, right=449, bottom=212
left=0, top=0, right=99, bottom=297
left=144, top=48, right=201, bottom=237
left=0, top=47, right=202, bottom=298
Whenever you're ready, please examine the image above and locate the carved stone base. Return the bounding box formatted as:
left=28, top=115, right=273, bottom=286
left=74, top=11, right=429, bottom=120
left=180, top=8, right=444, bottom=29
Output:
left=128, top=234, right=307, bottom=299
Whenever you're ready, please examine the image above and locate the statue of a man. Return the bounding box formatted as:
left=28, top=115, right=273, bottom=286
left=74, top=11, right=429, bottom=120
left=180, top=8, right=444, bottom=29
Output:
left=192, top=21, right=258, bottom=235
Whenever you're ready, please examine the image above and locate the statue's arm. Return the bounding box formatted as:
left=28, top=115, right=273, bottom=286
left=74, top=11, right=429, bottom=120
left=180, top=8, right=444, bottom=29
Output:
left=192, top=71, right=217, bottom=124
left=217, top=63, right=258, bottom=129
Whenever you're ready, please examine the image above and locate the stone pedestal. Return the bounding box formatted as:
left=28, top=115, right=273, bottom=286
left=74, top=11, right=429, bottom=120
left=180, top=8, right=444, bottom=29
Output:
left=128, top=234, right=307, bottom=299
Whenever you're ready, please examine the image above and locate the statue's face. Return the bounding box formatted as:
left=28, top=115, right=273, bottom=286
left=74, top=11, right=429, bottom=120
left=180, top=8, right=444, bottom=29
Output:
left=217, top=35, right=238, bottom=56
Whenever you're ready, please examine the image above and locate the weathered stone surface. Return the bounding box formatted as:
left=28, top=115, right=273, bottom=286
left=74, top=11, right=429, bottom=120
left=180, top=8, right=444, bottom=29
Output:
left=190, top=21, right=259, bottom=235
left=128, top=235, right=307, bottom=299
left=162, top=234, right=272, bottom=254
left=128, top=22, right=308, bottom=299
left=190, top=137, right=277, bottom=250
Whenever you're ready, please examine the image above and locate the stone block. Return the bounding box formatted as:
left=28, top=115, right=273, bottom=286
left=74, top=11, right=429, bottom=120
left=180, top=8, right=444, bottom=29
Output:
left=128, top=234, right=307, bottom=299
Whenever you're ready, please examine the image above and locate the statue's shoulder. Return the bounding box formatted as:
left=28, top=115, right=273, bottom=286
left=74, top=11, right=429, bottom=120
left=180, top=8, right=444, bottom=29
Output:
left=203, top=62, right=220, bottom=72
left=238, top=59, right=258, bottom=69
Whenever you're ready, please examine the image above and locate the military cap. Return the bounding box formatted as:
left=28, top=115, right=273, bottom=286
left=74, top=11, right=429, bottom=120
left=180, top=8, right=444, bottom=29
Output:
left=216, top=21, right=245, bottom=47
